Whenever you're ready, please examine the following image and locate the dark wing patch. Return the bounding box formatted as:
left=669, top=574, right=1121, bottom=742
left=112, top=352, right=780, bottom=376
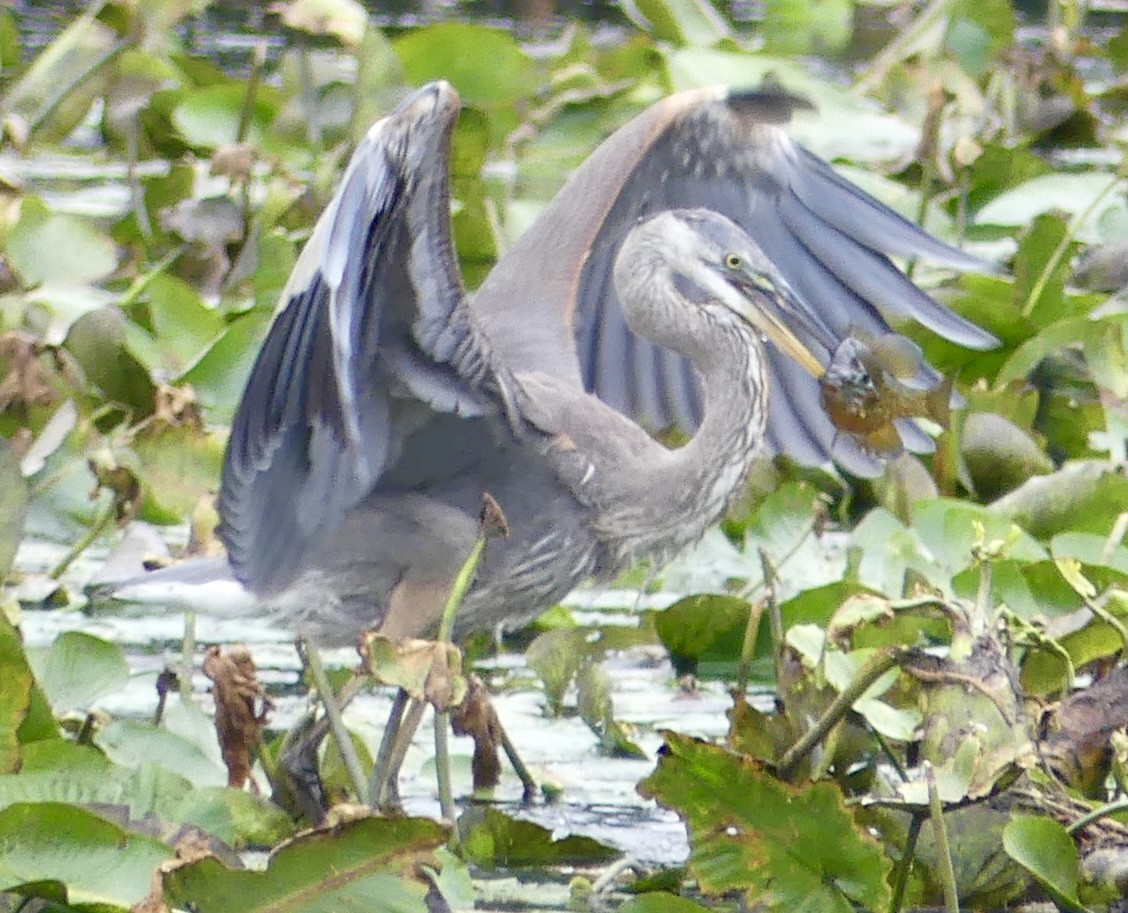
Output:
left=218, top=83, right=494, bottom=596
left=552, top=88, right=995, bottom=474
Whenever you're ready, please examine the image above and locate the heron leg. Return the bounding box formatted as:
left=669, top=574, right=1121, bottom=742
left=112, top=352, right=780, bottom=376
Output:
left=276, top=709, right=329, bottom=822
left=368, top=686, right=408, bottom=808
left=499, top=716, right=537, bottom=803
left=300, top=640, right=370, bottom=804
left=370, top=692, right=426, bottom=809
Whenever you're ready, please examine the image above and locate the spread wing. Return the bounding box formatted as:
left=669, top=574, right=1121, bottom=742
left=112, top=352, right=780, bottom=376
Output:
left=218, top=82, right=495, bottom=595
left=474, top=86, right=996, bottom=475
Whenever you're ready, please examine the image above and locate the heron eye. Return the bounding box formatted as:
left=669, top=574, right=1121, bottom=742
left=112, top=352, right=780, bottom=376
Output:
left=724, top=253, right=743, bottom=270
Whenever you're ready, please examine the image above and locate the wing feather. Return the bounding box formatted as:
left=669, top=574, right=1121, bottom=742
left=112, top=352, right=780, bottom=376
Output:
left=218, top=82, right=493, bottom=595
left=477, top=85, right=996, bottom=475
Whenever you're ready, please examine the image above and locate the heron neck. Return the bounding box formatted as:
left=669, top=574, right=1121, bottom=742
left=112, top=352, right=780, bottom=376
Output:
left=603, top=323, right=768, bottom=568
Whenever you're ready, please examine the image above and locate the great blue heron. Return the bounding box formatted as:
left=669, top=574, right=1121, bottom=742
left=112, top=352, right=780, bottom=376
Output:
left=121, top=79, right=994, bottom=807
left=220, top=80, right=991, bottom=643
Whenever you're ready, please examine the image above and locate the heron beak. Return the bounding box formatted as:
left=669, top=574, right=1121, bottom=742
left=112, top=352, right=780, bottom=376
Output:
left=727, top=270, right=833, bottom=379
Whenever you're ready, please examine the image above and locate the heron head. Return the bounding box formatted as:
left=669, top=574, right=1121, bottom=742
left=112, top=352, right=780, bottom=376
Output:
left=616, top=209, right=833, bottom=378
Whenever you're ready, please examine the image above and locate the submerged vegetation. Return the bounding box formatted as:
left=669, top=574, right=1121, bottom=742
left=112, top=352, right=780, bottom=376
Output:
left=2, top=0, right=1128, bottom=909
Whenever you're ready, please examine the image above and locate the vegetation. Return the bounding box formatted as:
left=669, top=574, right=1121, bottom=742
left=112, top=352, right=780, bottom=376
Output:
left=1, top=0, right=1128, bottom=909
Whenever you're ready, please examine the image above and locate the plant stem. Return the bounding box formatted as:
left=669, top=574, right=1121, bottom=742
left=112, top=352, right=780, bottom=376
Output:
left=1066, top=797, right=1128, bottom=834
left=927, top=762, right=960, bottom=913
left=48, top=494, right=115, bottom=579
left=304, top=643, right=369, bottom=805
left=888, top=811, right=924, bottom=913
left=778, top=646, right=906, bottom=777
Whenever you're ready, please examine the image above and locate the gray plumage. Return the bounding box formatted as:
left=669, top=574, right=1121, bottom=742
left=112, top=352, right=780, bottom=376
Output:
left=215, top=81, right=992, bottom=646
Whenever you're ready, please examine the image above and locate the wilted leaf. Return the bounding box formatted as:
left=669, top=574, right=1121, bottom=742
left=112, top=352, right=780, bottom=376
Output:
left=164, top=815, right=451, bottom=912
left=202, top=645, right=272, bottom=789
left=1003, top=816, right=1086, bottom=912
left=0, top=802, right=172, bottom=908
left=450, top=676, right=503, bottom=791
left=362, top=634, right=467, bottom=711
left=640, top=732, right=892, bottom=913
left=459, top=806, right=618, bottom=869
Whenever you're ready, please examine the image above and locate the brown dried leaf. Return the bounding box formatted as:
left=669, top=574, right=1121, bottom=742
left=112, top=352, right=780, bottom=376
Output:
left=152, top=383, right=203, bottom=429
left=210, top=142, right=257, bottom=182
left=450, top=675, right=502, bottom=790
left=202, top=644, right=272, bottom=788
left=0, top=330, right=61, bottom=411
left=130, top=831, right=218, bottom=913
left=361, top=634, right=467, bottom=711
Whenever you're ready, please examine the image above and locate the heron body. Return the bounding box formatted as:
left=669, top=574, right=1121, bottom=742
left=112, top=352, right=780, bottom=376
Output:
left=217, top=81, right=993, bottom=647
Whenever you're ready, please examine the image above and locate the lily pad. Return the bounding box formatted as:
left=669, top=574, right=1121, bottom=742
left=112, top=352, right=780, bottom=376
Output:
left=0, top=802, right=172, bottom=909
left=460, top=807, right=618, bottom=868
left=640, top=731, right=892, bottom=913
left=164, top=816, right=453, bottom=913
left=28, top=632, right=129, bottom=713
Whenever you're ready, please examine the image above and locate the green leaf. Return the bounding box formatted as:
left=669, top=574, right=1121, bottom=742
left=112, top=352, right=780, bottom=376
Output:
left=132, top=424, right=225, bottom=524
left=666, top=48, right=920, bottom=163
left=64, top=307, right=157, bottom=414
left=640, top=732, right=892, bottom=912
left=459, top=807, right=618, bottom=869
left=525, top=627, right=587, bottom=715
left=993, top=461, right=1128, bottom=539
left=577, top=663, right=647, bottom=759
left=30, top=632, right=129, bottom=713
left=763, top=0, right=852, bottom=56
left=0, top=802, right=172, bottom=909
left=0, top=438, right=29, bottom=589
left=395, top=25, right=534, bottom=110
left=164, top=816, right=452, bottom=913
left=95, top=720, right=227, bottom=787
left=7, top=202, right=118, bottom=288
left=179, top=309, right=271, bottom=424
left=125, top=272, right=225, bottom=376
left=975, top=174, right=1127, bottom=245
left=0, top=613, right=34, bottom=772
left=172, top=84, right=278, bottom=149
left=618, top=895, right=711, bottom=912
left=621, top=0, right=731, bottom=47
left=1002, top=816, right=1087, bottom=912
left=652, top=594, right=750, bottom=678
